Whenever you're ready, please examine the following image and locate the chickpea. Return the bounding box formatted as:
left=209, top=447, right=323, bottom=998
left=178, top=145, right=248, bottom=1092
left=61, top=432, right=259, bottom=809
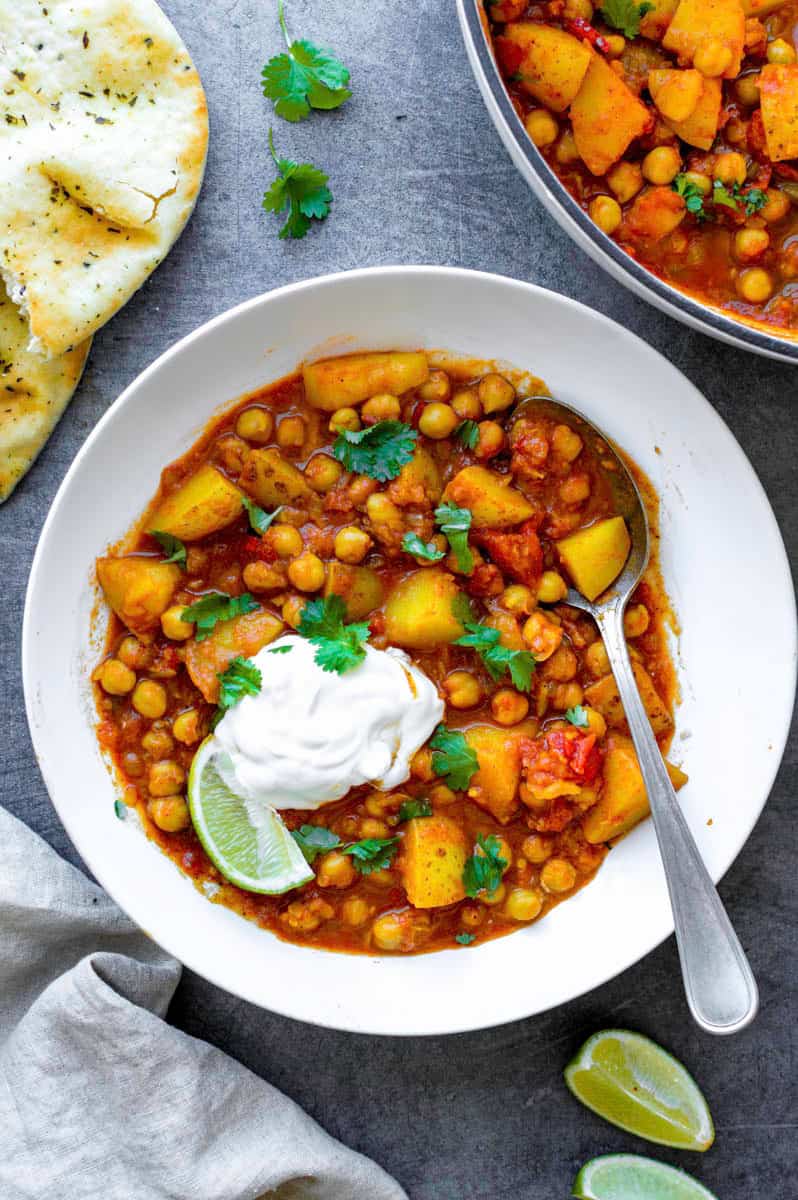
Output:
left=304, top=454, right=343, bottom=493
left=366, top=492, right=403, bottom=527
left=589, top=195, right=622, bottom=236
left=642, top=146, right=681, bottom=186
left=713, top=152, right=747, bottom=187
left=555, top=131, right=580, bottom=165
left=132, top=679, right=167, bottom=719
left=624, top=603, right=650, bottom=638
left=451, top=388, right=483, bottom=420
left=761, top=188, right=791, bottom=223
left=334, top=525, right=372, bottom=564
left=348, top=475, right=379, bottom=507
left=371, top=912, right=406, bottom=951
left=501, top=583, right=536, bottom=616
left=411, top=747, right=434, bottom=782
left=736, top=72, right=761, bottom=106
left=522, top=834, right=553, bottom=863
left=287, top=551, right=325, bottom=592
left=538, top=570, right=568, bottom=604
left=141, top=726, right=174, bottom=758
left=559, top=474, right=591, bottom=505
left=767, top=37, right=796, bottom=65
left=341, top=897, right=371, bottom=927
left=360, top=816, right=390, bottom=839
left=276, top=415, right=306, bottom=451
left=604, top=34, right=626, bottom=57
left=121, top=751, right=143, bottom=778
left=443, top=670, right=484, bottom=709
left=148, top=759, right=185, bottom=797
left=505, top=887, right=543, bottom=922
left=523, top=611, right=563, bottom=660
left=366, top=790, right=402, bottom=817
left=419, top=402, right=458, bottom=439
left=316, top=850, right=357, bottom=889
left=97, top=659, right=136, bottom=696
left=281, top=897, right=334, bottom=933
left=585, top=639, right=610, bottom=676
left=477, top=373, right=515, bottom=415
left=235, top=407, right=274, bottom=443
left=362, top=393, right=401, bottom=424
left=542, top=644, right=578, bottom=682
left=430, top=783, right=457, bottom=806
left=524, top=108, right=558, bottom=148
left=491, top=688, right=530, bottom=725
left=158, top=605, right=192, bottom=641
left=215, top=434, right=248, bottom=475
left=329, top=407, right=361, bottom=434
left=172, top=708, right=202, bottom=745
left=475, top=420, right=505, bottom=460
left=607, top=161, right=643, bottom=203
left=460, top=904, right=484, bottom=930
left=116, top=635, right=148, bottom=670
left=148, top=795, right=190, bottom=833
left=694, top=39, right=733, bottom=77
left=480, top=881, right=507, bottom=907
left=582, top=706, right=607, bottom=738
left=541, top=857, right=577, bottom=893
left=418, top=370, right=452, bottom=403
left=733, top=227, right=770, bottom=263
left=242, top=560, right=286, bottom=593
left=551, top=681, right=584, bottom=710
left=551, top=424, right=583, bottom=462
left=270, top=524, right=304, bottom=558
left=281, top=594, right=306, bottom=628
left=563, top=0, right=592, bottom=18
left=681, top=171, right=712, bottom=198
left=736, top=267, right=773, bottom=303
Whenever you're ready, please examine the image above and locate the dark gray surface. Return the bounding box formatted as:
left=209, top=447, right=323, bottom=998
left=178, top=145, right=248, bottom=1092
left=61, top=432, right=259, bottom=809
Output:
left=2, top=2, right=796, bottom=1196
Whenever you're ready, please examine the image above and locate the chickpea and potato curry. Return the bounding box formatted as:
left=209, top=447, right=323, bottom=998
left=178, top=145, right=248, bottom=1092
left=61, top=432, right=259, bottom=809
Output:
left=487, top=0, right=798, bottom=333
left=93, top=349, right=685, bottom=955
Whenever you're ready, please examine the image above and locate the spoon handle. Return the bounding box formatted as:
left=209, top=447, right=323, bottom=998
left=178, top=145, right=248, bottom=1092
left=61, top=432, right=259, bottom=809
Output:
left=597, top=604, right=759, bottom=1035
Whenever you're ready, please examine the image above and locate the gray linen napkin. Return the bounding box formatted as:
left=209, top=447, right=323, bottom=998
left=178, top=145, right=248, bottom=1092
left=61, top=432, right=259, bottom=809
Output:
left=0, top=806, right=407, bottom=1200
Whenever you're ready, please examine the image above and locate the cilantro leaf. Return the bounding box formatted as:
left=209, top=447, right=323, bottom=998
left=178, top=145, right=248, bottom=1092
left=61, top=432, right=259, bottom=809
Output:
left=263, top=128, right=332, bottom=239
left=268, top=644, right=293, bottom=654
left=435, top=501, right=473, bottom=574
left=430, top=724, right=479, bottom=791
left=182, top=592, right=259, bottom=642
left=261, top=0, right=351, bottom=122
left=742, top=187, right=767, bottom=216
left=150, top=530, right=187, bottom=567
left=332, top=420, right=417, bottom=481
left=402, top=532, right=445, bottom=562
left=597, top=0, right=654, bottom=37
left=672, top=174, right=708, bottom=220
left=216, top=656, right=262, bottom=711
left=454, top=621, right=536, bottom=692
left=292, top=824, right=341, bottom=864
left=398, top=797, right=433, bottom=821
left=565, top=704, right=589, bottom=728
left=242, top=495, right=282, bottom=535
left=455, top=932, right=476, bottom=945
left=298, top=594, right=370, bottom=673
left=452, top=591, right=476, bottom=626
left=711, top=181, right=740, bottom=212
left=342, top=836, right=400, bottom=874
left=113, top=798, right=127, bottom=821
left=463, top=834, right=508, bottom=898
left=455, top=419, right=480, bottom=450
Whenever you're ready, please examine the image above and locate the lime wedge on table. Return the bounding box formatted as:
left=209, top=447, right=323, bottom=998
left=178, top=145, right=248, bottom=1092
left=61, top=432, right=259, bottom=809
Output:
left=564, top=1030, right=714, bottom=1151
left=573, top=1155, right=718, bottom=1200
left=188, top=737, right=312, bottom=894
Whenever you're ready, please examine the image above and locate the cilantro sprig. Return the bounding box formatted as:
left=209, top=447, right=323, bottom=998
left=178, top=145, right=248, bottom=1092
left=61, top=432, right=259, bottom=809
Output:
left=597, top=0, right=653, bottom=38
left=263, top=129, right=332, bottom=239
left=454, top=621, right=536, bottom=692
left=398, top=797, right=433, bottom=821
left=430, top=724, right=479, bottom=791
left=455, top=420, right=480, bottom=450
left=262, top=0, right=351, bottom=123
left=672, top=174, right=768, bottom=223
left=150, top=530, right=186, bottom=567
left=181, top=592, right=259, bottom=642
left=565, top=704, right=589, bottom=728
left=292, top=824, right=341, bottom=864
left=435, top=501, right=473, bottom=574
left=402, top=532, right=445, bottom=562
left=672, top=173, right=707, bottom=219
left=455, top=932, right=476, bottom=945
left=333, top=420, right=417, bottom=481
left=298, top=594, right=370, bottom=673
left=216, top=656, right=262, bottom=712
left=463, top=834, right=508, bottom=898
left=342, top=836, right=400, bottom=874
left=242, top=495, right=282, bottom=535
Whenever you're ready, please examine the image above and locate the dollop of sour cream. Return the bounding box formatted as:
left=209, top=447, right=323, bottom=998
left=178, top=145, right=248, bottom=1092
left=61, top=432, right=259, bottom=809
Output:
left=212, top=635, right=444, bottom=811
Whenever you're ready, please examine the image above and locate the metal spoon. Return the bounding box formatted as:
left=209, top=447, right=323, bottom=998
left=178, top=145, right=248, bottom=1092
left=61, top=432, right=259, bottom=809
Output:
left=512, top=395, right=759, bottom=1035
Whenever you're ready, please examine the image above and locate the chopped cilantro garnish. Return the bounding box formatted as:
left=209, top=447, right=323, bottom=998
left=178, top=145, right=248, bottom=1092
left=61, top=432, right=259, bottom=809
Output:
left=565, top=704, right=590, bottom=728
left=430, top=724, right=479, bottom=791
left=454, top=621, right=536, bottom=692
left=292, top=824, right=341, bottom=864
left=216, top=656, right=262, bottom=711
left=332, top=420, right=417, bottom=481
left=298, top=594, right=370, bottom=673
left=672, top=173, right=708, bottom=219
left=181, top=592, right=259, bottom=642
left=452, top=591, right=476, bottom=626
left=150, top=530, right=186, bottom=567
left=261, top=0, right=351, bottom=122
left=263, top=128, right=332, bottom=239
left=455, top=932, right=476, bottom=945
left=463, top=833, right=508, bottom=898
left=455, top=419, right=480, bottom=450
left=398, top=797, right=433, bottom=821
left=402, top=532, right=445, bottom=562
left=242, top=495, right=282, bottom=535
left=597, top=0, right=654, bottom=38
left=435, top=501, right=473, bottom=574
left=268, top=644, right=293, bottom=654
left=113, top=798, right=127, bottom=821
left=673, top=175, right=769, bottom=223
left=343, top=836, right=400, bottom=874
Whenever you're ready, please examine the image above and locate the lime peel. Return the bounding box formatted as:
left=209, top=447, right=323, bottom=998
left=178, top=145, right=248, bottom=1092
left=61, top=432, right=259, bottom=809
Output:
left=573, top=1154, right=719, bottom=1200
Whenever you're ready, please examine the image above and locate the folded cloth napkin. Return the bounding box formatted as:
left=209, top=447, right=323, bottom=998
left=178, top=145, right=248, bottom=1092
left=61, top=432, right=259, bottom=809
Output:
left=0, top=806, right=407, bottom=1200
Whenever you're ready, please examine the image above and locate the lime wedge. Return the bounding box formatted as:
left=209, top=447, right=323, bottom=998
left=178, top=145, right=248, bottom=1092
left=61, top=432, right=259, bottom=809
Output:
left=188, top=737, right=313, bottom=894
left=573, top=1154, right=718, bottom=1200
left=564, top=1030, right=714, bottom=1151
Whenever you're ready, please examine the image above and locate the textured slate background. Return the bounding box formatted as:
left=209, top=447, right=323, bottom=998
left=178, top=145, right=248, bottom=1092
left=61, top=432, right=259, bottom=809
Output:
left=2, top=1, right=796, bottom=1196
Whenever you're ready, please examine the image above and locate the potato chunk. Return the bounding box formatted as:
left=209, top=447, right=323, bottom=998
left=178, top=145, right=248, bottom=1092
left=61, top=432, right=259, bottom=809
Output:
left=639, top=0, right=680, bottom=40
left=759, top=65, right=798, bottom=162
left=324, top=562, right=384, bottom=620
left=384, top=570, right=466, bottom=649
left=400, top=816, right=468, bottom=908
left=303, top=352, right=429, bottom=411
left=185, top=608, right=284, bottom=702
left=464, top=725, right=525, bottom=823
left=240, top=448, right=319, bottom=511
left=583, top=662, right=673, bottom=737
left=390, top=446, right=443, bottom=506
left=149, top=465, right=243, bottom=542
left=648, top=68, right=703, bottom=124
left=442, top=466, right=536, bottom=528
left=662, top=0, right=745, bottom=79
left=654, top=75, right=721, bottom=149
left=501, top=24, right=592, bottom=112
left=556, top=516, right=630, bottom=601
left=97, top=556, right=180, bottom=638
left=625, top=187, right=687, bottom=243
left=570, top=54, right=652, bottom=176
left=583, top=733, right=688, bottom=843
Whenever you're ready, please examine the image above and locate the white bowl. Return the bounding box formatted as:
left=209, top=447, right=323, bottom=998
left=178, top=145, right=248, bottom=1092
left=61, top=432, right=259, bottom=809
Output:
left=23, top=267, right=796, bottom=1035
